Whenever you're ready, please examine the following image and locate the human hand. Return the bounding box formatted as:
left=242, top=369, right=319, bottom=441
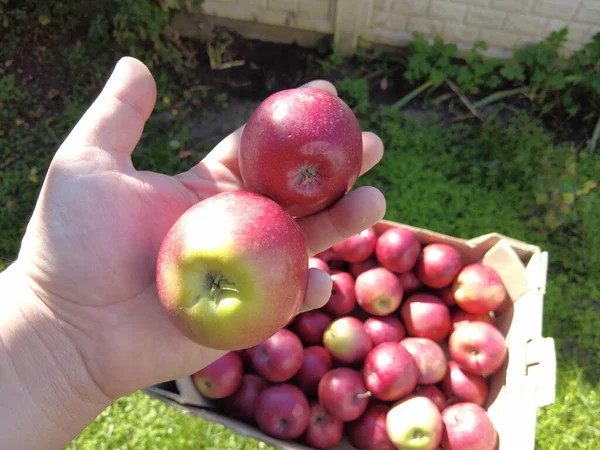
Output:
left=13, top=57, right=385, bottom=409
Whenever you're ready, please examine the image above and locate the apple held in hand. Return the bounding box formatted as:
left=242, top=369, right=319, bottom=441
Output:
left=239, top=87, right=363, bottom=217
left=248, top=329, right=304, bottom=383
left=375, top=226, right=421, bottom=274
left=323, top=316, right=373, bottom=364
left=346, top=402, right=395, bottom=450
left=363, top=342, right=418, bottom=401
left=386, top=396, right=443, bottom=450
left=156, top=191, right=308, bottom=350
left=416, top=243, right=463, bottom=289
left=452, top=263, right=507, bottom=314
left=449, top=322, right=507, bottom=376
left=399, top=337, right=448, bottom=385
left=303, top=401, right=344, bottom=450
left=318, top=367, right=370, bottom=422
left=192, top=351, right=243, bottom=399
left=256, top=384, right=310, bottom=440
left=355, top=267, right=404, bottom=316
left=441, top=403, right=498, bottom=450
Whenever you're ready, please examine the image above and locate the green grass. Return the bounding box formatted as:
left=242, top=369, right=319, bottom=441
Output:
left=1, top=5, right=599, bottom=449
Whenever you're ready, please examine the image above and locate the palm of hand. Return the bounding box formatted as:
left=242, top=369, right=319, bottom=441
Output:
left=16, top=58, right=385, bottom=401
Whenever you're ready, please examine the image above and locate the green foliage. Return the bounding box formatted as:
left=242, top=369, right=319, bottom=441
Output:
left=405, top=34, right=458, bottom=86
left=336, top=77, right=371, bottom=115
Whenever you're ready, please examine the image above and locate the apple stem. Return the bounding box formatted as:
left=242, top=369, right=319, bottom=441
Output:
left=356, top=391, right=372, bottom=399
left=206, top=273, right=240, bottom=304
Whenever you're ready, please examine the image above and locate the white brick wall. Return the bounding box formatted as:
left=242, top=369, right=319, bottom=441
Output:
left=198, top=0, right=600, bottom=56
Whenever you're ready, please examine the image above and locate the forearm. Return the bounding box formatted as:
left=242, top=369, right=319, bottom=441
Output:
left=0, top=262, right=110, bottom=450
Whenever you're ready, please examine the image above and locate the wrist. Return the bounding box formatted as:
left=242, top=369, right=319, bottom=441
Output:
left=0, top=261, right=111, bottom=450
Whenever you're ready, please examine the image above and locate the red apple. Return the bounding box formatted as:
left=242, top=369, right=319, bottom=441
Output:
left=355, top=267, right=403, bottom=316
left=364, top=316, right=406, bottom=346
left=400, top=293, right=451, bottom=342
left=441, top=403, right=498, bottom=450
left=309, top=257, right=330, bottom=274
left=248, top=328, right=304, bottom=383
left=441, top=361, right=488, bottom=406
left=316, top=248, right=338, bottom=262
left=221, top=373, right=268, bottom=423
left=156, top=191, right=308, bottom=350
left=449, top=322, right=507, bottom=376
left=239, top=87, right=363, bottom=217
left=292, top=310, right=332, bottom=345
left=256, top=384, right=310, bottom=440
left=346, top=402, right=395, bottom=450
left=386, top=396, right=443, bottom=450
left=375, top=226, right=421, bottom=274
left=303, top=401, right=344, bottom=450
left=323, top=271, right=356, bottom=316
left=349, top=257, right=379, bottom=278
left=323, top=316, right=373, bottom=364
left=293, top=346, right=333, bottom=396
left=399, top=337, right=447, bottom=384
left=450, top=309, right=494, bottom=334
left=192, top=352, right=243, bottom=399
left=414, top=385, right=447, bottom=412
left=437, top=286, right=456, bottom=306
left=332, top=227, right=377, bottom=263
left=318, top=367, right=370, bottom=422
left=415, top=243, right=463, bottom=289
left=363, top=342, right=418, bottom=401
left=399, top=270, right=423, bottom=294
left=452, top=263, right=507, bottom=314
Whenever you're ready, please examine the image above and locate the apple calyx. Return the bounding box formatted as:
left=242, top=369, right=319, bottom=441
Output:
left=203, top=273, right=240, bottom=305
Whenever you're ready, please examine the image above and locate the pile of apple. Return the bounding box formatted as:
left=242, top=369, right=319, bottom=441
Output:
left=191, top=226, right=509, bottom=450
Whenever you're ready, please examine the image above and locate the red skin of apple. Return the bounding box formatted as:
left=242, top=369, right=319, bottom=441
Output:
left=400, top=293, right=451, bottom=342
left=414, top=385, right=447, bottom=412
left=399, top=337, right=448, bottom=385
left=450, top=309, right=494, bottom=334
left=375, top=227, right=422, bottom=274
left=318, top=368, right=370, bottom=422
left=192, top=352, right=243, bottom=399
left=415, top=243, right=464, bottom=289
left=291, top=310, right=332, bottom=345
left=398, top=271, right=423, bottom=294
left=441, top=403, right=498, bottom=450
left=437, top=286, right=457, bottom=306
left=239, top=87, right=363, bottom=218
left=221, top=374, right=268, bottom=423
left=323, top=316, right=373, bottom=364
left=363, top=316, right=406, bottom=346
left=303, top=401, right=345, bottom=450
left=441, top=361, right=489, bottom=406
left=332, top=227, right=377, bottom=263
left=248, top=329, right=304, bottom=383
left=363, top=342, right=418, bottom=402
left=256, top=384, right=310, bottom=440
left=156, top=191, right=308, bottom=351
left=452, top=263, right=507, bottom=314
left=293, top=345, right=334, bottom=397
left=355, top=267, right=404, bottom=316
left=316, top=248, right=338, bottom=262
left=323, top=271, right=356, bottom=316
left=449, top=322, right=507, bottom=376
left=345, top=402, right=395, bottom=450
left=309, top=257, right=330, bottom=274
left=349, top=257, right=379, bottom=278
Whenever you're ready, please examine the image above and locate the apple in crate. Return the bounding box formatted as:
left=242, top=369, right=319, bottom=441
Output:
left=256, top=384, right=310, bottom=440
left=415, top=243, right=463, bottom=288
left=375, top=226, right=421, bottom=274
left=221, top=373, right=268, bottom=423
left=323, top=271, right=356, bottom=316
left=239, top=87, right=363, bottom=217
left=363, top=342, right=418, bottom=401
left=399, top=271, right=423, bottom=294
left=192, top=351, right=243, bottom=399
left=400, top=293, right=451, bottom=342
left=364, top=316, right=406, bottom=346
left=414, top=385, right=447, bottom=412
left=346, top=402, right=395, bottom=450
left=292, top=310, right=332, bottom=345
left=449, top=322, right=507, bottom=376
left=332, top=227, right=377, bottom=263
left=303, top=401, right=344, bottom=450
left=355, top=267, right=404, bottom=316
left=399, top=337, right=448, bottom=385
left=441, top=403, right=498, bottom=450
left=386, top=396, right=443, bottom=450
left=441, top=361, right=488, bottom=406
left=323, top=316, right=373, bottom=364
left=450, top=309, right=494, bottom=333
left=247, top=328, right=304, bottom=383
left=452, top=263, right=507, bottom=314
left=309, top=257, right=330, bottom=274
left=156, top=191, right=308, bottom=350
left=293, top=345, right=333, bottom=396
left=349, top=256, right=379, bottom=278
left=318, top=367, right=370, bottom=422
